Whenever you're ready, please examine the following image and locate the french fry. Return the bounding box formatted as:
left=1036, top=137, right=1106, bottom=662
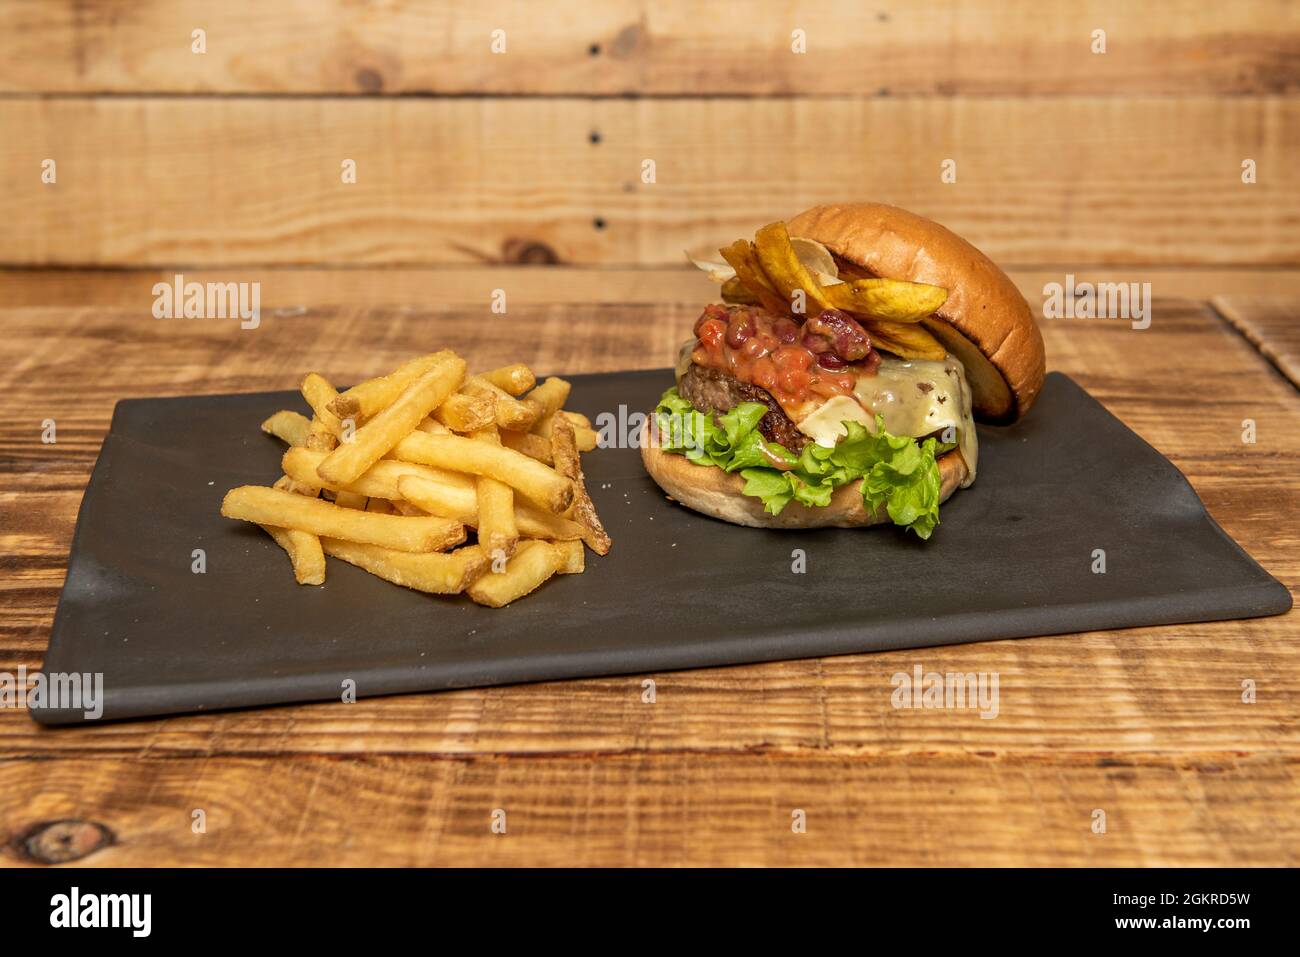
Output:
left=301, top=373, right=350, bottom=440
left=316, top=353, right=467, bottom=486
left=328, top=393, right=362, bottom=420
left=262, top=525, right=326, bottom=585
left=301, top=379, right=343, bottom=453
left=462, top=376, right=541, bottom=431
left=416, top=416, right=451, bottom=435
left=561, top=410, right=592, bottom=429
left=327, top=352, right=445, bottom=421
left=261, top=410, right=312, bottom=447
left=394, top=475, right=478, bottom=522
left=366, top=497, right=397, bottom=515
left=522, top=377, right=571, bottom=423
left=472, top=427, right=518, bottom=559
left=283, top=446, right=472, bottom=501
left=396, top=474, right=584, bottom=541
left=273, top=472, right=320, bottom=499
left=335, top=491, right=368, bottom=510
left=551, top=418, right=612, bottom=555
left=479, top=363, right=536, bottom=396
left=322, top=540, right=489, bottom=594
left=392, top=500, right=426, bottom=516
left=305, top=415, right=338, bottom=452
left=574, top=420, right=600, bottom=452
left=510, top=505, right=587, bottom=542
left=533, top=411, right=598, bottom=450
left=466, top=540, right=562, bottom=607
left=433, top=392, right=495, bottom=433
left=222, top=486, right=464, bottom=553
left=550, top=539, right=585, bottom=575
left=389, top=431, right=574, bottom=513
left=499, top=429, right=553, bottom=465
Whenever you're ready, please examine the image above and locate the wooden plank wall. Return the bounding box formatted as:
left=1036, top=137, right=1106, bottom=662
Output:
left=0, top=0, right=1298, bottom=301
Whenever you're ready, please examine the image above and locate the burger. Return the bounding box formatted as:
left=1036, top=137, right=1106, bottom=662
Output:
left=640, top=202, right=1046, bottom=538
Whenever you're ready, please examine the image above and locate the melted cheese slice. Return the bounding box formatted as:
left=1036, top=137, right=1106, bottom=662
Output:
left=794, top=355, right=978, bottom=486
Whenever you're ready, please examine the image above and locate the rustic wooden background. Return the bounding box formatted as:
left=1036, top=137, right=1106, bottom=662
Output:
left=1, top=1, right=1298, bottom=867
left=1, top=0, right=1298, bottom=304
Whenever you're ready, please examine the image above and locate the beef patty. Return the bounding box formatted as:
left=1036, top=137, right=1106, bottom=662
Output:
left=678, top=363, right=810, bottom=453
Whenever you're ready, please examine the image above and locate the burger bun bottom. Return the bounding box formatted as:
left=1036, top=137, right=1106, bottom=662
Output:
left=639, top=417, right=967, bottom=529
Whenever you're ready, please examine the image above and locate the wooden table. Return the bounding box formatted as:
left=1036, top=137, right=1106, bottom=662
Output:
left=1, top=298, right=1296, bottom=867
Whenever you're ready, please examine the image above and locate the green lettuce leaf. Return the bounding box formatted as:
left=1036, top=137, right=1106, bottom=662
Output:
left=653, top=387, right=950, bottom=539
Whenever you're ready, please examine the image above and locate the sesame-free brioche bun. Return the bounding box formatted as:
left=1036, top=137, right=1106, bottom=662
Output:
left=787, top=202, right=1045, bottom=422
left=640, top=421, right=968, bottom=529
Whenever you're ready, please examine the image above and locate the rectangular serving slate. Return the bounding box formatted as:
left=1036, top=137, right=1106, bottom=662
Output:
left=35, top=370, right=1291, bottom=724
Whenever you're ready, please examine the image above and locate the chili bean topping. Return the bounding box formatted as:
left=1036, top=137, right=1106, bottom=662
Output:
left=690, top=304, right=880, bottom=417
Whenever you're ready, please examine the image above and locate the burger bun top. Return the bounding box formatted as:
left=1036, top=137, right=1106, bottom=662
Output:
left=788, top=202, right=1045, bottom=422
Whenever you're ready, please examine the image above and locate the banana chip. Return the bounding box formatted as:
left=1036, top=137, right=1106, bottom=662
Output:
left=863, top=320, right=948, bottom=361
left=820, top=277, right=948, bottom=323
left=709, top=220, right=952, bottom=358
left=719, top=239, right=790, bottom=314
left=753, top=221, right=835, bottom=316
left=721, top=276, right=760, bottom=305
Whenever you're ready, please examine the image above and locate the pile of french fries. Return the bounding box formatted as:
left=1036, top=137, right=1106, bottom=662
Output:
left=220, top=351, right=609, bottom=608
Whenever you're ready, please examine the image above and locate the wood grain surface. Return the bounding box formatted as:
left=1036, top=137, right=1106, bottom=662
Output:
left=1213, top=295, right=1300, bottom=389
left=3, top=753, right=1295, bottom=867
left=2, top=0, right=1296, bottom=95
left=0, top=297, right=1296, bottom=866
left=7, top=267, right=1300, bottom=311
left=3, top=96, right=1296, bottom=267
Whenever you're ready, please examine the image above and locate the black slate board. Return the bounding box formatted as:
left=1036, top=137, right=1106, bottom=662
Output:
left=35, top=371, right=1292, bottom=724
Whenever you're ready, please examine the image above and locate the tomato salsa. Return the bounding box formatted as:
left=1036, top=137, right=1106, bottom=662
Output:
left=690, top=304, right=881, bottom=420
